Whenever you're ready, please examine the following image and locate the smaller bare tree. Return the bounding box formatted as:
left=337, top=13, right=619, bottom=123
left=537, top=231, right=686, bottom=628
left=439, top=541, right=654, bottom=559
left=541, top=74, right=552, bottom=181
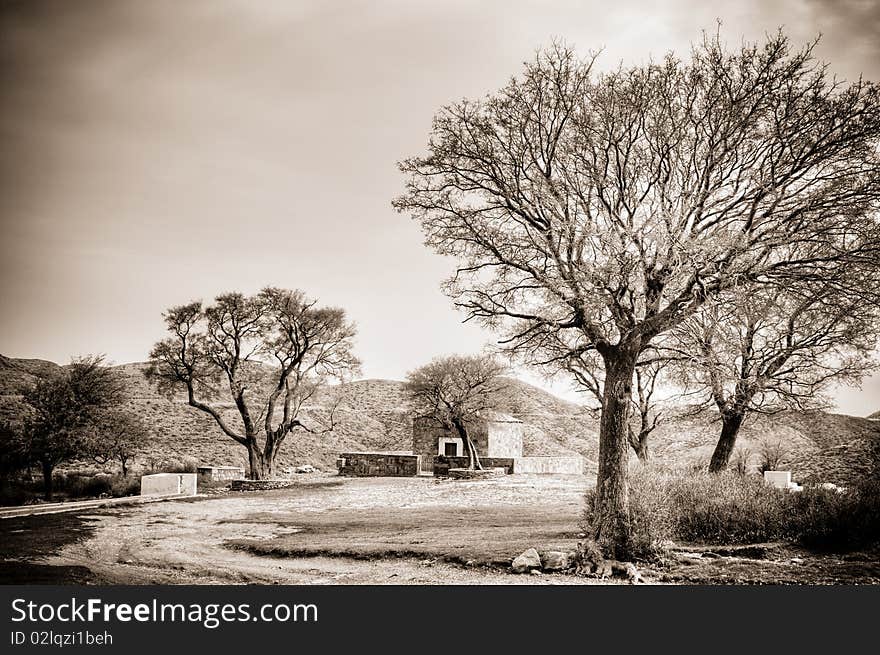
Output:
left=406, top=354, right=510, bottom=470
left=87, top=410, right=151, bottom=477
left=671, top=274, right=879, bottom=473
left=758, top=439, right=789, bottom=473
left=548, top=346, right=668, bottom=462
left=731, top=446, right=753, bottom=476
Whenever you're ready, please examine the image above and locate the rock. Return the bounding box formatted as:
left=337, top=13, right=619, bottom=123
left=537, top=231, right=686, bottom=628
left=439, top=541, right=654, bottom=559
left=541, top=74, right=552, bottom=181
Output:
left=540, top=550, right=571, bottom=571
left=511, top=548, right=542, bottom=573
left=623, top=562, right=643, bottom=584
left=294, top=465, right=316, bottom=474
left=530, top=569, right=543, bottom=575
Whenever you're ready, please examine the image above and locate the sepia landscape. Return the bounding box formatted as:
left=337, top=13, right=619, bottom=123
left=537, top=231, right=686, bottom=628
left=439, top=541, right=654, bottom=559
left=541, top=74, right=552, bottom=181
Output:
left=2, top=1, right=879, bottom=587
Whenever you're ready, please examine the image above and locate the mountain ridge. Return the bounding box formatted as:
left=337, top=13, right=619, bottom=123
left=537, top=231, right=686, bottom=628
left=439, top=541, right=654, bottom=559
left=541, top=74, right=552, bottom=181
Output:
left=1, top=355, right=878, bottom=484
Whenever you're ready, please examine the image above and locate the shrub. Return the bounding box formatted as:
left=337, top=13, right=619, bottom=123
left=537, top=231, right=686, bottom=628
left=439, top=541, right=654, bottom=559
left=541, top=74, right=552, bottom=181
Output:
left=731, top=447, right=752, bottom=476
left=584, top=466, right=880, bottom=559
left=144, top=456, right=199, bottom=475
left=110, top=475, right=141, bottom=497
left=59, top=473, right=112, bottom=498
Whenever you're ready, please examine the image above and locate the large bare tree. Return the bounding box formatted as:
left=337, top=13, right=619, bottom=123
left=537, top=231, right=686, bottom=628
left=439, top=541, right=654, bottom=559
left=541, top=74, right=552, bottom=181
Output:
left=671, top=271, right=880, bottom=472
left=146, top=288, right=360, bottom=479
left=406, top=354, right=510, bottom=471
left=395, top=34, right=880, bottom=556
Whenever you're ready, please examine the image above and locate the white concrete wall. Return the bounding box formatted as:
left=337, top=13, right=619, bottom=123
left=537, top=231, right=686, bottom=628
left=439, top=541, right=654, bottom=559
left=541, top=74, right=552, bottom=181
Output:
left=514, top=456, right=583, bottom=475
left=141, top=473, right=197, bottom=496
left=763, top=470, right=791, bottom=489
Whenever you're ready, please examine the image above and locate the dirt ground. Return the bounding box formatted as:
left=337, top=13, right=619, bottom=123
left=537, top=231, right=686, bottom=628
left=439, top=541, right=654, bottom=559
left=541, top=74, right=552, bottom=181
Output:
left=1, top=473, right=878, bottom=585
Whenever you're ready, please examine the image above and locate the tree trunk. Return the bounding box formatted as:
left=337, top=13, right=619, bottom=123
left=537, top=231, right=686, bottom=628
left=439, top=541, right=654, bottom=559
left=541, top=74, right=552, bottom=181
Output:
left=247, top=442, right=268, bottom=480
left=41, top=460, right=54, bottom=501
left=454, top=421, right=483, bottom=471
left=633, top=436, right=649, bottom=463
left=246, top=439, right=280, bottom=480
left=121, top=459, right=128, bottom=477
left=593, top=348, right=638, bottom=559
left=708, top=412, right=745, bottom=473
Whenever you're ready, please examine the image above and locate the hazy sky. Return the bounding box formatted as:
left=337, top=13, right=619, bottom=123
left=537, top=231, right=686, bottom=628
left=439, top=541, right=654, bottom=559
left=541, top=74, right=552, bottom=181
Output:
left=1, top=0, right=879, bottom=415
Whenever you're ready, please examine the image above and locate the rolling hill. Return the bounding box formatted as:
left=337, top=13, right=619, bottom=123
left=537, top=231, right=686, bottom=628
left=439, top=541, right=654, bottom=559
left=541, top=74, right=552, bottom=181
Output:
left=2, top=354, right=878, bottom=484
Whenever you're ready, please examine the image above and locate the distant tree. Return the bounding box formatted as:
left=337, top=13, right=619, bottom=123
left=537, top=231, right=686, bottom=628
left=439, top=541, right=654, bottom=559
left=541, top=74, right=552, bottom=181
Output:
left=758, top=438, right=789, bottom=473
left=395, top=34, right=880, bottom=557
left=21, top=355, right=126, bottom=500
left=406, top=354, right=510, bottom=470
left=671, top=272, right=879, bottom=472
left=0, top=420, right=28, bottom=488
left=87, top=410, right=150, bottom=477
left=146, top=288, right=360, bottom=479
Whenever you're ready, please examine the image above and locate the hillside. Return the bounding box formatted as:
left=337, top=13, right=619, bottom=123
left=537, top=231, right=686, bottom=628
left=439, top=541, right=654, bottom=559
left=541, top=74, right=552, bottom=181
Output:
left=1, top=355, right=878, bottom=484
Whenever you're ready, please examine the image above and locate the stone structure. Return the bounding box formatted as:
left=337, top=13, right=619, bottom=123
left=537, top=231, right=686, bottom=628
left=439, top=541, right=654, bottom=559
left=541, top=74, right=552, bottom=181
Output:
left=337, top=452, right=422, bottom=477
left=197, top=466, right=245, bottom=481
left=140, top=473, right=197, bottom=496
left=230, top=479, right=294, bottom=491
left=412, top=412, right=523, bottom=472
left=335, top=411, right=585, bottom=478
left=433, top=456, right=516, bottom=475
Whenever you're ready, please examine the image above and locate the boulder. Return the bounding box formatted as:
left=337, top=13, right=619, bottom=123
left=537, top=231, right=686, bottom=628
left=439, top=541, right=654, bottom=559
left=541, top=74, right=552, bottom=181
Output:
left=511, top=548, right=542, bottom=573
left=540, top=550, right=571, bottom=571
left=294, top=465, right=317, bottom=474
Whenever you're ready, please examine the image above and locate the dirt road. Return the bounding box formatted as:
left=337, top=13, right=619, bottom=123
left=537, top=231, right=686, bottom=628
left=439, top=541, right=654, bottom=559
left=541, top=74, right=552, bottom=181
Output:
left=3, top=473, right=877, bottom=585
left=3, top=474, right=608, bottom=585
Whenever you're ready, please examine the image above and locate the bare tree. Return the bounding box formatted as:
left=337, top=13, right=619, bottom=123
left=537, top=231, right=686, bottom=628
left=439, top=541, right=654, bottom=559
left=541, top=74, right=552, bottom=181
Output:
left=395, top=34, right=880, bottom=556
left=405, top=354, right=510, bottom=470
left=758, top=438, right=789, bottom=473
left=87, top=410, right=151, bottom=477
left=556, top=348, right=667, bottom=462
left=21, top=355, right=126, bottom=499
left=146, top=288, right=360, bottom=479
left=671, top=272, right=879, bottom=472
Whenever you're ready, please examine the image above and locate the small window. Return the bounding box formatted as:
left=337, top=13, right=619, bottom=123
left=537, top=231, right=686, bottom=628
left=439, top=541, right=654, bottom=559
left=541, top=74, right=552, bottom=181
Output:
left=444, top=442, right=458, bottom=456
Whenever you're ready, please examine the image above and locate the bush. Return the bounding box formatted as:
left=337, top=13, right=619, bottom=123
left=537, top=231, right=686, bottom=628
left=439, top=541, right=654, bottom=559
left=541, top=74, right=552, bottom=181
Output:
left=59, top=473, right=112, bottom=498
left=146, top=456, right=198, bottom=475
left=110, top=475, right=141, bottom=497
left=584, top=467, right=880, bottom=559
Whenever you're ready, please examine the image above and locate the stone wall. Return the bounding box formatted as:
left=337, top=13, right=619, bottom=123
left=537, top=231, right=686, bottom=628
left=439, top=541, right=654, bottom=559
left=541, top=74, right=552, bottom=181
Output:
left=486, top=421, right=524, bottom=458
left=230, top=479, right=294, bottom=491
left=337, top=452, right=421, bottom=477
left=197, top=466, right=244, bottom=481
left=433, top=456, right=516, bottom=476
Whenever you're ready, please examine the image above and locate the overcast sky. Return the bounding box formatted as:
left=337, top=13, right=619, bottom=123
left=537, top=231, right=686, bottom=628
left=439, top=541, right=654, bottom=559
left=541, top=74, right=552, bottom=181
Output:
left=1, top=0, right=878, bottom=415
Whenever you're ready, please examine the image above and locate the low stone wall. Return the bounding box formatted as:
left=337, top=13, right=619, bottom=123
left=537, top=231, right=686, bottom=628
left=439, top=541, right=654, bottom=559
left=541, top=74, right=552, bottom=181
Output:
left=230, top=479, right=294, bottom=491
left=447, top=467, right=506, bottom=480
left=337, top=452, right=421, bottom=477
left=197, top=466, right=245, bottom=481
left=514, top=456, right=583, bottom=475
left=433, top=456, right=515, bottom=476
